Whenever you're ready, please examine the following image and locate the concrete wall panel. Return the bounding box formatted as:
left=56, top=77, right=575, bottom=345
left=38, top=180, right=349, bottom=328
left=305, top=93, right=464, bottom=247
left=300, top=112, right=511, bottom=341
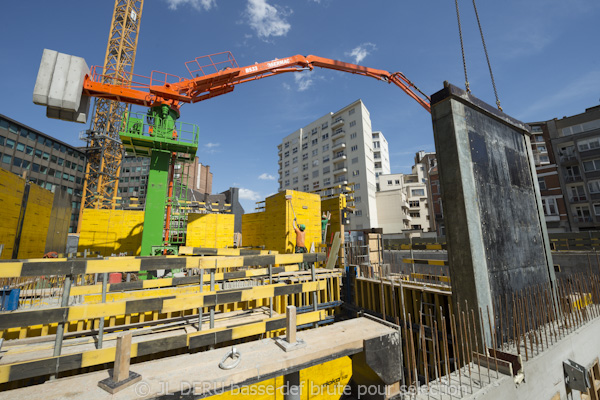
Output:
left=32, top=49, right=58, bottom=106
left=47, top=53, right=71, bottom=109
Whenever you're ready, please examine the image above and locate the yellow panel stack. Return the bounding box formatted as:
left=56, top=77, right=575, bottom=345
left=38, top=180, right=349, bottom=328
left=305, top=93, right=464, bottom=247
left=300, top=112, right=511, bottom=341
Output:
left=17, top=184, right=53, bottom=259
left=0, top=168, right=25, bottom=259
left=186, top=213, right=234, bottom=248
left=242, top=190, right=321, bottom=254
left=78, top=209, right=144, bottom=256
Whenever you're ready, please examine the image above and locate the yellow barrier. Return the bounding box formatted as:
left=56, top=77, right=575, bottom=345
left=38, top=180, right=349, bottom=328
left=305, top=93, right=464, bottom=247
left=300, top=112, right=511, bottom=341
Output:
left=78, top=209, right=144, bottom=256
left=186, top=213, right=234, bottom=248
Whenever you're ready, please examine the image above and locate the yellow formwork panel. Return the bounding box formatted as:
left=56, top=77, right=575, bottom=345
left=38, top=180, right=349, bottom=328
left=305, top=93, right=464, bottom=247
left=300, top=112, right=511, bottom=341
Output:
left=17, top=184, right=53, bottom=259
left=208, top=356, right=352, bottom=400
left=78, top=209, right=144, bottom=256
left=242, top=190, right=321, bottom=254
left=0, top=168, right=25, bottom=259
left=186, top=213, right=234, bottom=248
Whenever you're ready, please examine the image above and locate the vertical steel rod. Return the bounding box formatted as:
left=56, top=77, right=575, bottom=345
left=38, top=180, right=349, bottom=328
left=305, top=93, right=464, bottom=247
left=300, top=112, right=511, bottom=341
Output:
left=97, top=273, right=108, bottom=348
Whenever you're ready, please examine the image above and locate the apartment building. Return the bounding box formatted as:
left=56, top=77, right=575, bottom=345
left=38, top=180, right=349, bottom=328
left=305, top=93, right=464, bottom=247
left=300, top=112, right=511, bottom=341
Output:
left=527, top=121, right=569, bottom=232
left=0, top=114, right=86, bottom=232
left=372, top=131, right=390, bottom=189
left=546, top=105, right=600, bottom=231
left=376, top=156, right=432, bottom=234
left=278, top=99, right=380, bottom=230
left=118, top=156, right=212, bottom=206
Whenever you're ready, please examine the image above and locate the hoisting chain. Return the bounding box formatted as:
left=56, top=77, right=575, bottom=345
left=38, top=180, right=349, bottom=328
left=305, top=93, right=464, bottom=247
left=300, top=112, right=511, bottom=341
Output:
left=454, top=0, right=470, bottom=93
left=472, top=0, right=502, bottom=111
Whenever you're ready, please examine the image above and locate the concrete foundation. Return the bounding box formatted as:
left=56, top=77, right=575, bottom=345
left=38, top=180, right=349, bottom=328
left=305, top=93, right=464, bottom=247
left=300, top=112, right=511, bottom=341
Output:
left=431, top=83, right=555, bottom=343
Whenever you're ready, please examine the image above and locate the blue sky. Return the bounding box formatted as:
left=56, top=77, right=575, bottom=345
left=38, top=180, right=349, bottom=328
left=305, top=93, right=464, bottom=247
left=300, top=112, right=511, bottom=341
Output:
left=1, top=0, right=598, bottom=212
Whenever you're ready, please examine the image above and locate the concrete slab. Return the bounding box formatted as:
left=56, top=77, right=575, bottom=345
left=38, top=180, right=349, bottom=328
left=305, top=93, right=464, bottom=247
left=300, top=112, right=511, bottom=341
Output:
left=63, top=56, right=88, bottom=112
left=33, top=49, right=58, bottom=106
left=0, top=317, right=396, bottom=400
left=431, top=82, right=555, bottom=343
left=48, top=53, right=71, bottom=109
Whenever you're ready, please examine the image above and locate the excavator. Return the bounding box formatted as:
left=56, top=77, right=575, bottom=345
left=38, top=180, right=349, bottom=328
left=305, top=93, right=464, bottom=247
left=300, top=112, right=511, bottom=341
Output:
left=33, top=50, right=431, bottom=256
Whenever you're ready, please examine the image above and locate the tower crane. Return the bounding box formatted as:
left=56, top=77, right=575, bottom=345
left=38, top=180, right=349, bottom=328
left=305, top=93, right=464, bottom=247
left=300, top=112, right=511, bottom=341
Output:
left=34, top=50, right=430, bottom=255
left=77, top=0, right=144, bottom=231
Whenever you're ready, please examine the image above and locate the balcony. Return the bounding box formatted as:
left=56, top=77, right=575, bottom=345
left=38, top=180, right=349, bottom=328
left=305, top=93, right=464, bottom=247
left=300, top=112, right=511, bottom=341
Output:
left=332, top=142, right=346, bottom=151
left=334, top=178, right=348, bottom=185
left=332, top=129, right=346, bottom=137
left=403, top=214, right=412, bottom=222
left=572, top=216, right=594, bottom=224
left=579, top=148, right=600, bottom=160
left=333, top=153, right=347, bottom=161
left=559, top=154, right=578, bottom=164
left=565, top=175, right=583, bottom=183
left=569, top=195, right=588, bottom=203
left=333, top=166, right=347, bottom=175
left=331, top=118, right=344, bottom=129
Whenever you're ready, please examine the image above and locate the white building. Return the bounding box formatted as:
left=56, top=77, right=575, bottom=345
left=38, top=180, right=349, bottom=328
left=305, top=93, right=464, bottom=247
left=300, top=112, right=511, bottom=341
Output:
left=372, top=131, right=390, bottom=190
left=278, top=99, right=381, bottom=230
left=376, top=156, right=432, bottom=233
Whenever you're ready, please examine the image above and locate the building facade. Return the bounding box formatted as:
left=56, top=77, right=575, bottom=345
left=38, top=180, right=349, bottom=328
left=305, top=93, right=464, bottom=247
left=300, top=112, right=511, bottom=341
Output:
left=372, top=131, right=390, bottom=190
left=376, top=154, right=432, bottom=234
left=0, top=114, right=86, bottom=232
left=546, top=106, right=600, bottom=231
left=118, top=156, right=212, bottom=206
left=278, top=100, right=379, bottom=230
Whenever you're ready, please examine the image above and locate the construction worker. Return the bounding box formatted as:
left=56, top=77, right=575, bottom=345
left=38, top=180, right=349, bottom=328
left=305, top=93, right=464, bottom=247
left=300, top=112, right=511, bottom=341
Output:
left=293, top=218, right=307, bottom=254
left=321, top=211, right=330, bottom=243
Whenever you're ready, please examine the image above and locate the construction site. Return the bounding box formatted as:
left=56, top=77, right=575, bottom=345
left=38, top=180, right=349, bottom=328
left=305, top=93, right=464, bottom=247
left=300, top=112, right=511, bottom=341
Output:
left=0, top=1, right=599, bottom=399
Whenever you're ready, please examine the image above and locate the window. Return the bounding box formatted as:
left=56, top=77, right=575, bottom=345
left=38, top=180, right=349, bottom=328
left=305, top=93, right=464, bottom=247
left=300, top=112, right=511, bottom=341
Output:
left=323, top=155, right=330, bottom=163
left=411, top=225, right=422, bottom=230
left=351, top=145, right=358, bottom=151
left=322, top=144, right=329, bottom=152
left=303, top=153, right=308, bottom=160
left=284, top=161, right=289, bottom=167
left=285, top=170, right=289, bottom=177
left=293, top=177, right=298, bottom=184
left=355, top=210, right=362, bottom=216
left=589, top=180, right=600, bottom=194
left=573, top=205, right=591, bottom=221
left=58, top=158, right=64, bottom=166
left=40, top=165, right=48, bottom=174
left=374, top=152, right=381, bottom=159
left=354, top=183, right=360, bottom=190
left=5, top=138, right=15, bottom=149
left=284, top=180, right=290, bottom=186
left=349, top=121, right=356, bottom=127
left=31, top=162, right=39, bottom=172
left=16, top=143, right=25, bottom=152
left=313, top=181, right=320, bottom=189
left=355, top=196, right=361, bottom=203
left=373, top=141, right=380, bottom=148
left=538, top=177, right=547, bottom=190
left=284, top=142, right=289, bottom=148
left=349, top=108, right=355, bottom=115
left=303, top=185, right=310, bottom=191
left=537, top=145, right=547, bottom=152
left=583, top=159, right=600, bottom=172
left=312, top=138, right=318, bottom=146
left=411, top=189, right=425, bottom=196
left=350, top=133, right=357, bottom=139
left=322, top=133, right=329, bottom=141
left=352, top=170, right=360, bottom=176
left=284, top=151, right=289, bottom=157
left=8, top=123, right=17, bottom=134
left=541, top=198, right=558, bottom=215
left=292, top=147, right=298, bottom=154
left=1, top=154, right=10, bottom=164
left=312, top=149, right=318, bottom=156
left=374, top=162, right=382, bottom=169
left=312, top=159, right=320, bottom=167
left=292, top=166, right=298, bottom=173
left=12, top=157, right=22, bottom=167
left=395, top=180, right=400, bottom=185
left=352, top=157, right=358, bottom=164
left=311, top=128, right=318, bottom=135
left=53, top=142, right=60, bottom=150
left=387, top=180, right=392, bottom=185
left=292, top=156, right=298, bottom=164
left=540, top=155, right=549, bottom=163
left=42, top=152, right=50, bottom=161
left=410, top=212, right=421, bottom=218
left=303, top=174, right=309, bottom=181
left=323, top=166, right=330, bottom=174
left=63, top=172, right=69, bottom=180
left=323, top=177, right=330, bottom=186
left=312, top=170, right=319, bottom=178
left=22, top=160, right=30, bottom=170
left=302, top=143, right=308, bottom=150
left=321, top=122, right=328, bottom=129
left=409, top=200, right=420, bottom=207
left=303, top=163, right=308, bottom=171
left=25, top=146, right=33, bottom=155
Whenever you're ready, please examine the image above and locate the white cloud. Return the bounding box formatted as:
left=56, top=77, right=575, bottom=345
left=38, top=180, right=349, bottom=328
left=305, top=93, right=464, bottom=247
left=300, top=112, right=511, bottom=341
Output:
left=258, top=173, right=276, bottom=180
left=165, top=0, right=216, bottom=11
left=346, top=43, right=376, bottom=64
left=282, top=82, right=291, bottom=90
left=245, top=0, right=292, bottom=39
left=205, top=142, right=220, bottom=148
left=294, top=74, right=313, bottom=91
left=239, top=188, right=262, bottom=201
